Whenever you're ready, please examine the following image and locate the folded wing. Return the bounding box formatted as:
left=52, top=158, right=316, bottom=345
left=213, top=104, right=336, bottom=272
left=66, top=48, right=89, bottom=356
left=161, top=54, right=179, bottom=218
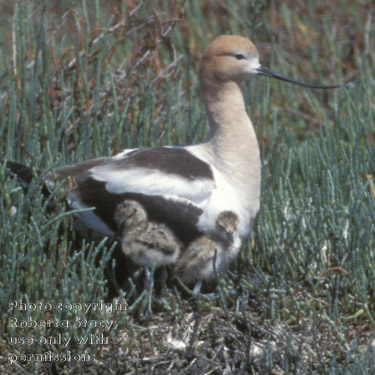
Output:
left=54, top=146, right=216, bottom=245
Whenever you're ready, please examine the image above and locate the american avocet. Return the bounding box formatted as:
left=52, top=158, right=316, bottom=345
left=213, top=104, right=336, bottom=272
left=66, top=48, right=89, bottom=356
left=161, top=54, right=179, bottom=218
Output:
left=7, top=35, right=350, bottom=281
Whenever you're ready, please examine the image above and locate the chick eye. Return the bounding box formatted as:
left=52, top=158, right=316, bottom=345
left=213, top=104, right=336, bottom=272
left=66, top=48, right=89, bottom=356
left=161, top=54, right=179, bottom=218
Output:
left=234, top=53, right=246, bottom=60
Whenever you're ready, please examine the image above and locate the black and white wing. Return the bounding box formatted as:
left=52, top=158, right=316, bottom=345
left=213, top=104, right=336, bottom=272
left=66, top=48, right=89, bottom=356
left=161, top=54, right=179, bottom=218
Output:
left=54, top=146, right=216, bottom=245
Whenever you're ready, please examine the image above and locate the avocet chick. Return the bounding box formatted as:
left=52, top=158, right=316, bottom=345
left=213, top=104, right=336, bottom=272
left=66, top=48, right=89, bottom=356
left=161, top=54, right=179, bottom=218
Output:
left=173, top=211, right=239, bottom=285
left=114, top=200, right=182, bottom=268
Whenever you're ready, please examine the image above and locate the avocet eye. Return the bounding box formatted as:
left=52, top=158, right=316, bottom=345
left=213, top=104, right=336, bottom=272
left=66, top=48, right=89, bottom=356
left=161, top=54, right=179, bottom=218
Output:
left=234, top=53, right=246, bottom=60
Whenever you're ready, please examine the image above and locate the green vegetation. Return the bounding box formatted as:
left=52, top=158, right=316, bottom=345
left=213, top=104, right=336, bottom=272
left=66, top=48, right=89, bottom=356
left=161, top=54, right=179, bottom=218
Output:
left=0, top=0, right=374, bottom=374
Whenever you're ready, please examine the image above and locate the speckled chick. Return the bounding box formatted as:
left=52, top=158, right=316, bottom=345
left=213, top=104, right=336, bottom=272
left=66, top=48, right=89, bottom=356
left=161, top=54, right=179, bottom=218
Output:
left=173, top=210, right=239, bottom=284
left=114, top=200, right=182, bottom=268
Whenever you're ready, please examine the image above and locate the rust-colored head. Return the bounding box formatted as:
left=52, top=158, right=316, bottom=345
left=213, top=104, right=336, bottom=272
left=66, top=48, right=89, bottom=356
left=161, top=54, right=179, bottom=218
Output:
left=199, top=35, right=351, bottom=89
left=199, top=35, right=260, bottom=84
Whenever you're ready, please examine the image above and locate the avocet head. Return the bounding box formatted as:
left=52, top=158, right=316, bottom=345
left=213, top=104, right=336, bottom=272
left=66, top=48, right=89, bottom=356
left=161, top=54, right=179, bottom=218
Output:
left=199, top=35, right=261, bottom=83
left=200, top=35, right=351, bottom=89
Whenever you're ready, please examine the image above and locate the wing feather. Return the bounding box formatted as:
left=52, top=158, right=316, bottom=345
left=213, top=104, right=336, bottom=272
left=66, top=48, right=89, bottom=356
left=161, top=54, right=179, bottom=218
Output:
left=54, top=146, right=216, bottom=244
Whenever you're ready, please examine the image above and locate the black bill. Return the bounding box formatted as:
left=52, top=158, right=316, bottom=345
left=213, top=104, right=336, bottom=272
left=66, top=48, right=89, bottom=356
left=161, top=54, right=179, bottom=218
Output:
left=257, top=66, right=353, bottom=89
